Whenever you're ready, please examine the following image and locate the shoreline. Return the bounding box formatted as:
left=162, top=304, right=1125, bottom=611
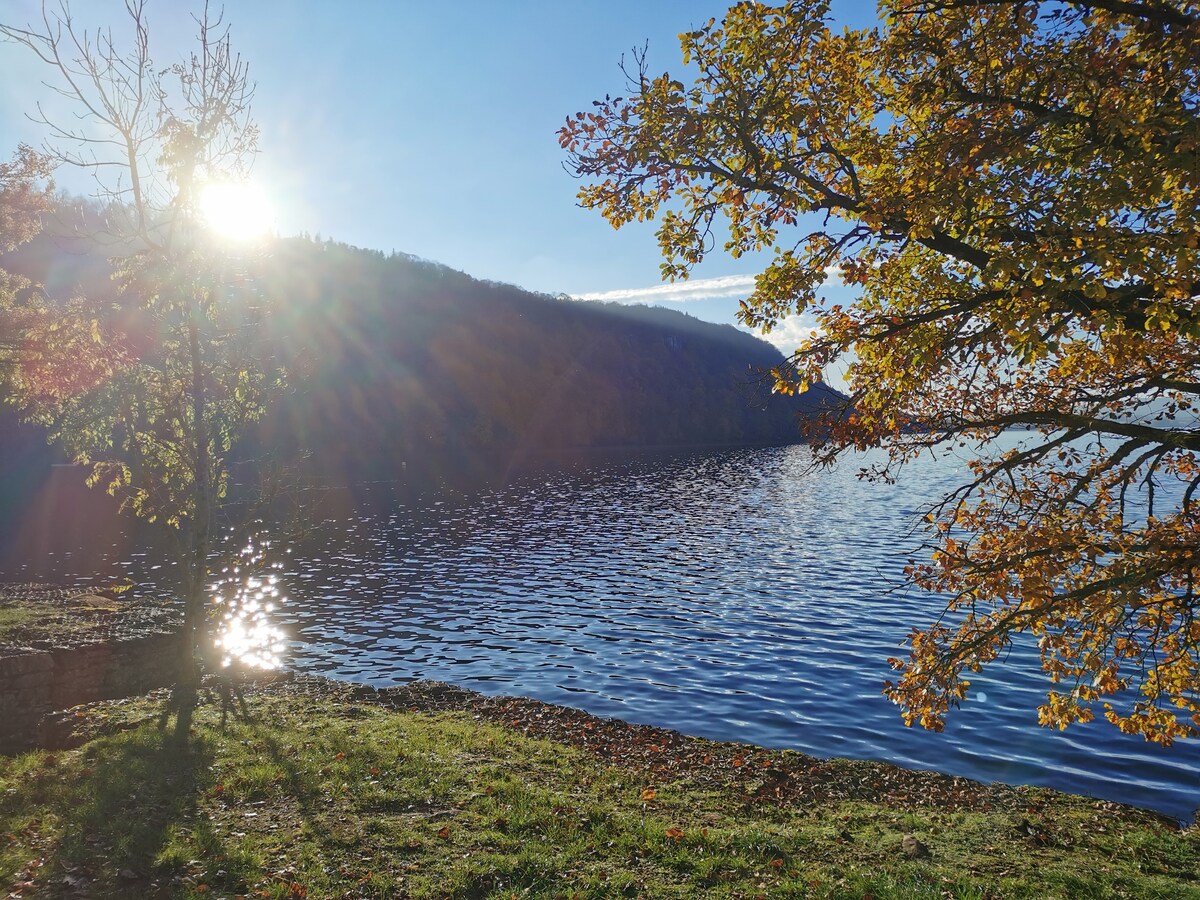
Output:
left=1, top=585, right=1194, bottom=828
left=49, top=672, right=1188, bottom=832
left=2, top=585, right=1190, bottom=830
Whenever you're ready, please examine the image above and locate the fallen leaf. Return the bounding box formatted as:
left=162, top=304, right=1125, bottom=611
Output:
left=640, top=789, right=657, bottom=801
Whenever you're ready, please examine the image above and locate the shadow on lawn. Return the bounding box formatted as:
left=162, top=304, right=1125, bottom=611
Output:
left=44, top=725, right=217, bottom=894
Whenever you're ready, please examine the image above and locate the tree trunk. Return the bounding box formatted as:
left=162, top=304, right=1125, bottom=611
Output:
left=172, top=304, right=211, bottom=742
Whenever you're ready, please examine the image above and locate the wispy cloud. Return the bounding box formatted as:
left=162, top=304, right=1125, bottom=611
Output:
left=572, top=267, right=843, bottom=306
left=572, top=273, right=758, bottom=305
left=572, top=270, right=837, bottom=367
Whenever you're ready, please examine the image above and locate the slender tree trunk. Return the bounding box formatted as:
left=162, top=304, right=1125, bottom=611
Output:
left=173, top=302, right=211, bottom=741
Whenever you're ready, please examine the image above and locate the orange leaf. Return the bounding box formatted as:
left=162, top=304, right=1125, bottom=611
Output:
left=640, top=788, right=657, bottom=801
left=732, top=756, right=745, bottom=768
left=665, top=827, right=685, bottom=841
left=436, top=826, right=451, bottom=840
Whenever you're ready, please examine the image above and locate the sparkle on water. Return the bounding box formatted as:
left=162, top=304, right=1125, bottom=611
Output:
left=210, top=535, right=288, bottom=670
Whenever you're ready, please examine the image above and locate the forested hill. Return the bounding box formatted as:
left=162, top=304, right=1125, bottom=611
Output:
left=2, top=222, right=842, bottom=490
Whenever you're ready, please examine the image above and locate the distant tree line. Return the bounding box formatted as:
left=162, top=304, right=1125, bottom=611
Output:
left=1, top=208, right=839, bottom=499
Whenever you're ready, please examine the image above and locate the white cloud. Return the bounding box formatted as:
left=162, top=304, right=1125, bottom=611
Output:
left=750, top=314, right=822, bottom=356
left=573, top=273, right=758, bottom=304
left=571, top=269, right=849, bottom=386
left=745, top=314, right=854, bottom=392
left=572, top=267, right=843, bottom=306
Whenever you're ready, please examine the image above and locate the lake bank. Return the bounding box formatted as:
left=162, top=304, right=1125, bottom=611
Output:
left=3, top=443, right=1200, bottom=822
left=3, top=675, right=1197, bottom=898
left=0, top=585, right=181, bottom=753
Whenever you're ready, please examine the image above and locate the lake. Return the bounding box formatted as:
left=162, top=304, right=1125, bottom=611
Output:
left=3, top=441, right=1198, bottom=822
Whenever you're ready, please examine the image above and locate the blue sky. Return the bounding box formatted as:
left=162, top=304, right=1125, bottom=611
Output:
left=0, top=0, right=876, bottom=351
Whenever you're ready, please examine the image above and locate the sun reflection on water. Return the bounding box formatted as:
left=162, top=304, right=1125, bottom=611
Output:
left=210, top=536, right=288, bottom=670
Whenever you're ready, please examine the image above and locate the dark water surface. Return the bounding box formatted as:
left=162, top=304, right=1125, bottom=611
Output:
left=3, top=443, right=1197, bottom=821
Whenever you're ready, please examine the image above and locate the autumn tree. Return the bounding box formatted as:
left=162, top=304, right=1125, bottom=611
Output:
left=0, top=146, right=53, bottom=254
left=562, top=0, right=1200, bottom=743
left=1, top=1, right=283, bottom=734
left=0, top=146, right=54, bottom=368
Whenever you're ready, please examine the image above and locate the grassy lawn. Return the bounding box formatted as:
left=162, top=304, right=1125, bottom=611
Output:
left=0, top=591, right=129, bottom=645
left=0, top=602, right=61, bottom=643
left=1, top=687, right=1197, bottom=898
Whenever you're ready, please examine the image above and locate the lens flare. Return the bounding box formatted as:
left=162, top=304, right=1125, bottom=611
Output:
left=197, top=180, right=274, bottom=241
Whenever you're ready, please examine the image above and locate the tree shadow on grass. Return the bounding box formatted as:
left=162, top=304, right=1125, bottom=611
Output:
left=33, top=725, right=216, bottom=896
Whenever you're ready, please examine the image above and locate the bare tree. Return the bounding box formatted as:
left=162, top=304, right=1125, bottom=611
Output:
left=2, top=0, right=257, bottom=243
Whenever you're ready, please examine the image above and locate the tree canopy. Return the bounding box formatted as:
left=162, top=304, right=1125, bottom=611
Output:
left=562, top=0, right=1200, bottom=743
left=0, top=146, right=52, bottom=255
left=0, top=146, right=53, bottom=367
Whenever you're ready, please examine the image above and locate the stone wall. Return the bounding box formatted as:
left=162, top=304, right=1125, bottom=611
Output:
left=0, top=631, right=180, bottom=754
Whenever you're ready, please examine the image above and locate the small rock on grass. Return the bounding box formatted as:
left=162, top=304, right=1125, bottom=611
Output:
left=901, top=832, right=932, bottom=859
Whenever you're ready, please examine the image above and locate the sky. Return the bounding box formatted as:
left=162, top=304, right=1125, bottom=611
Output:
left=0, top=0, right=877, bottom=353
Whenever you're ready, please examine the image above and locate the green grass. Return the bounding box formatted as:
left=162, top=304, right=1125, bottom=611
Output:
left=1, top=691, right=1197, bottom=898
left=0, top=603, right=59, bottom=642
left=0, top=593, right=125, bottom=645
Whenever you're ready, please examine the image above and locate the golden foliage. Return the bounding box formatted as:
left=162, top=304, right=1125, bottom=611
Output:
left=0, top=145, right=52, bottom=253
left=562, top=0, right=1200, bottom=742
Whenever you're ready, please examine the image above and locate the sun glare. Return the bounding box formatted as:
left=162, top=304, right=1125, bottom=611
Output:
left=197, top=180, right=274, bottom=241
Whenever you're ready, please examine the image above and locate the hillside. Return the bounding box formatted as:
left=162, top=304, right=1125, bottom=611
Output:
left=1, top=215, right=842, bottom=495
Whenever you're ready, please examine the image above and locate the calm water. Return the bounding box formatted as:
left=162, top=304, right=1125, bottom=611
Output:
left=3, top=443, right=1197, bottom=821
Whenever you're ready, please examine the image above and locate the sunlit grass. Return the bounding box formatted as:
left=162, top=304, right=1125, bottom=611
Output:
left=0, top=594, right=124, bottom=643
left=0, top=603, right=57, bottom=642
left=0, top=692, right=1196, bottom=898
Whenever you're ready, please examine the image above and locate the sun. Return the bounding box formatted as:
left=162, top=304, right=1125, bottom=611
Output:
left=197, top=180, right=274, bottom=241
